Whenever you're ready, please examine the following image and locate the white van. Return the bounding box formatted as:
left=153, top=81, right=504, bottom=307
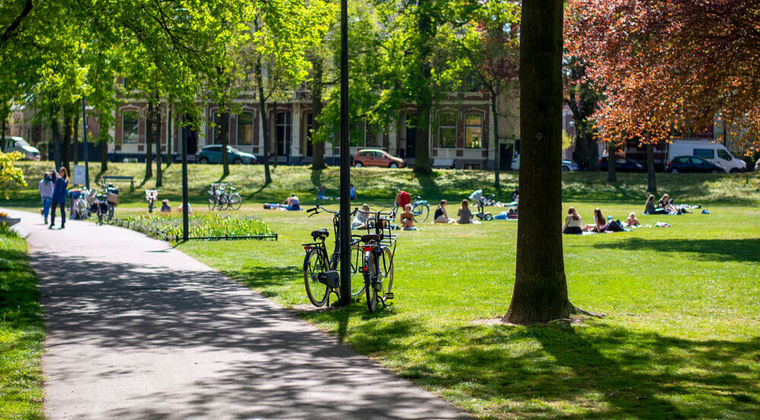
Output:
left=668, top=140, right=746, bottom=173
left=0, top=136, right=41, bottom=160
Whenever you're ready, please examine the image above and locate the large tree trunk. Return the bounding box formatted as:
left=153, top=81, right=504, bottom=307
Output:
left=310, top=55, right=326, bottom=170
left=505, top=0, right=573, bottom=324
left=155, top=97, right=163, bottom=188
left=413, top=0, right=433, bottom=175
left=607, top=141, right=617, bottom=183
left=145, top=100, right=154, bottom=179
left=646, top=143, right=656, bottom=194
left=255, top=59, right=272, bottom=184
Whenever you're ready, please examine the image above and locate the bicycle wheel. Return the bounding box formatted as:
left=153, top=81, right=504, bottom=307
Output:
left=75, top=199, right=87, bottom=219
left=208, top=192, right=215, bottom=210
left=413, top=203, right=429, bottom=223
left=348, top=242, right=366, bottom=299
left=97, top=207, right=104, bottom=225
left=107, top=204, right=114, bottom=221
left=378, top=247, right=394, bottom=299
left=364, top=251, right=379, bottom=312
left=228, top=192, right=242, bottom=210
left=304, top=248, right=330, bottom=307
left=218, top=194, right=229, bottom=210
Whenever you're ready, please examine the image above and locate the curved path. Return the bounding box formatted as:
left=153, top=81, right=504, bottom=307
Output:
left=5, top=209, right=469, bottom=420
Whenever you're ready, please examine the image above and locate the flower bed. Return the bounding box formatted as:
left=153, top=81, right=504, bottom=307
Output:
left=111, top=213, right=277, bottom=241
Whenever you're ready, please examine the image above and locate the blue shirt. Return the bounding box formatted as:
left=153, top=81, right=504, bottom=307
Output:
left=52, top=178, right=68, bottom=203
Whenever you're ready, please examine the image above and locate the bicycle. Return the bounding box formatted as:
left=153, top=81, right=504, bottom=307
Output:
left=301, top=205, right=365, bottom=306
left=393, top=195, right=429, bottom=223
left=208, top=183, right=242, bottom=210
left=359, top=210, right=397, bottom=312
left=100, top=182, right=119, bottom=221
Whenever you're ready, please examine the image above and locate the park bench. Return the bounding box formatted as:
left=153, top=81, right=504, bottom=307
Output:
left=103, top=175, right=135, bottom=191
left=432, top=158, right=455, bottom=169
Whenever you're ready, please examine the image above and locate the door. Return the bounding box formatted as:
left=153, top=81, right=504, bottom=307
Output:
left=405, top=115, right=416, bottom=159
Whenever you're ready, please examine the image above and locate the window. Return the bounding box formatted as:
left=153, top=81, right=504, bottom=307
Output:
left=717, top=149, right=731, bottom=161
left=122, top=110, right=139, bottom=144
left=275, top=111, right=291, bottom=156
left=464, top=114, right=482, bottom=148
left=237, top=112, right=253, bottom=145
left=437, top=112, right=456, bottom=148
left=694, top=148, right=714, bottom=159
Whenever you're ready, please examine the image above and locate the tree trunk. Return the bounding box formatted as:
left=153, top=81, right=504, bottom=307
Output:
left=145, top=100, right=154, bottom=179
left=166, top=106, right=172, bottom=166
left=62, top=106, right=73, bottom=175
left=155, top=97, right=163, bottom=188
left=73, top=111, right=79, bottom=164
left=52, top=113, right=61, bottom=169
left=491, top=92, right=500, bottom=188
left=607, top=141, right=617, bottom=183
left=310, top=55, right=326, bottom=170
left=219, top=107, right=230, bottom=177
left=98, top=113, right=108, bottom=172
left=272, top=100, right=278, bottom=169
left=413, top=0, right=433, bottom=175
left=255, top=59, right=272, bottom=184
left=646, top=143, right=656, bottom=194
left=505, top=0, right=573, bottom=324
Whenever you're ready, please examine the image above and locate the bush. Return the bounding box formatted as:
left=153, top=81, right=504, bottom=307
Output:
left=116, top=213, right=275, bottom=240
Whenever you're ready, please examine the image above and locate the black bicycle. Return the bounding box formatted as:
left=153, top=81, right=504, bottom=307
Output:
left=359, top=210, right=397, bottom=312
left=302, top=205, right=365, bottom=306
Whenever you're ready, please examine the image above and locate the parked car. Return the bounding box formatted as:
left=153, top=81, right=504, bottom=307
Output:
left=353, top=149, right=406, bottom=168
left=510, top=156, right=578, bottom=171
left=197, top=145, right=256, bottom=164
left=666, top=156, right=725, bottom=173
left=562, top=159, right=578, bottom=171
left=668, top=139, right=746, bottom=173
left=0, top=136, right=40, bottom=160
left=598, top=156, right=645, bottom=172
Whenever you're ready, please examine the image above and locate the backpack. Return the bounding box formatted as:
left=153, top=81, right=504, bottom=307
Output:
left=606, top=219, right=624, bottom=232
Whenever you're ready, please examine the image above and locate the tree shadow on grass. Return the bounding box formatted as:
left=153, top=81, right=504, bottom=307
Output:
left=223, top=265, right=300, bottom=295
left=353, top=321, right=760, bottom=418
left=593, top=237, right=760, bottom=263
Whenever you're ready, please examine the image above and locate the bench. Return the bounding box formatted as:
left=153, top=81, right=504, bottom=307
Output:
left=103, top=175, right=135, bottom=191
left=432, top=158, right=455, bottom=169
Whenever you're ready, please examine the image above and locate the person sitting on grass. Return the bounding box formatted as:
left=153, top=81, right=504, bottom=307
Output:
left=583, top=208, right=607, bottom=233
left=658, top=193, right=677, bottom=213
left=626, top=212, right=640, bottom=227
left=562, top=207, right=583, bottom=234
left=457, top=199, right=473, bottom=224
left=352, top=203, right=372, bottom=230
left=400, top=204, right=416, bottom=230
left=160, top=199, right=172, bottom=212
left=285, top=193, right=301, bottom=211
left=317, top=185, right=331, bottom=200
left=434, top=200, right=454, bottom=224
left=644, top=194, right=668, bottom=215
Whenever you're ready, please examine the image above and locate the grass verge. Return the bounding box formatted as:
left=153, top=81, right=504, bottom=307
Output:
left=0, top=225, right=44, bottom=419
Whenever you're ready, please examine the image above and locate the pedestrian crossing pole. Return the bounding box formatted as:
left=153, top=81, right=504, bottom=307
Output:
left=338, top=0, right=351, bottom=306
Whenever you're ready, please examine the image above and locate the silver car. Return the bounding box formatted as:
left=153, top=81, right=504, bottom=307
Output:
left=0, top=136, right=40, bottom=160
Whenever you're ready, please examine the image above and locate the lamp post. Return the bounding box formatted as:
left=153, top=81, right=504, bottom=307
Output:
left=338, top=0, right=351, bottom=306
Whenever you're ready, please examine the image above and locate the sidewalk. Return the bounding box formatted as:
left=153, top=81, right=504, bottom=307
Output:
left=5, top=209, right=469, bottom=420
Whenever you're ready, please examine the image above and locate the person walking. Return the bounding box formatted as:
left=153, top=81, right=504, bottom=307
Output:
left=38, top=170, right=55, bottom=225
left=50, top=167, right=69, bottom=229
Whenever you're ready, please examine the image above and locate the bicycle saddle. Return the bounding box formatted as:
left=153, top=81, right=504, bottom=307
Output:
left=311, top=229, right=329, bottom=239
left=361, top=234, right=382, bottom=243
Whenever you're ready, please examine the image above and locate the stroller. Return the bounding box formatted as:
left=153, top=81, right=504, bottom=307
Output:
left=468, top=190, right=495, bottom=221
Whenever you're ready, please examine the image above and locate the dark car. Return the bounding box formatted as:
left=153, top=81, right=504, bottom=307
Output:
left=353, top=149, right=406, bottom=168
left=598, top=156, right=645, bottom=172
left=197, top=145, right=256, bottom=164
left=666, top=156, right=725, bottom=173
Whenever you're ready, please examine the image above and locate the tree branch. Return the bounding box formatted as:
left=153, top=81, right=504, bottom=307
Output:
left=0, top=0, right=33, bottom=48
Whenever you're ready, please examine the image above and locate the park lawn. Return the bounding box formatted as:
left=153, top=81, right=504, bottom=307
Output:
left=173, top=202, right=760, bottom=419
left=0, top=226, right=44, bottom=419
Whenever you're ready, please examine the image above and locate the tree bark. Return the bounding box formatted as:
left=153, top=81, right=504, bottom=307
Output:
left=505, top=0, right=573, bottom=324
left=73, top=111, right=79, bottom=164
left=646, top=143, right=656, bottom=194
left=310, top=55, right=326, bottom=170
left=255, top=58, right=272, bottom=184
left=166, top=106, right=172, bottom=166
left=413, top=3, right=433, bottom=175
left=145, top=101, right=154, bottom=179
left=62, top=106, right=73, bottom=175
left=98, top=113, right=108, bottom=172
left=155, top=97, right=163, bottom=188
left=272, top=100, right=278, bottom=169
left=491, top=91, right=500, bottom=187
left=607, top=141, right=617, bottom=183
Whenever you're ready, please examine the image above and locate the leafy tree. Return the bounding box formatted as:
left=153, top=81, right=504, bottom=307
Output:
left=563, top=57, right=601, bottom=171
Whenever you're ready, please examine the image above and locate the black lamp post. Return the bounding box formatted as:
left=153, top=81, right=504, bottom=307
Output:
left=82, top=95, right=89, bottom=189
left=338, top=0, right=351, bottom=306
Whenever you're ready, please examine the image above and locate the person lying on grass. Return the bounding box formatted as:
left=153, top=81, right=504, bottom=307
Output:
left=583, top=208, right=607, bottom=233
left=562, top=207, right=583, bottom=234
left=400, top=204, right=417, bottom=230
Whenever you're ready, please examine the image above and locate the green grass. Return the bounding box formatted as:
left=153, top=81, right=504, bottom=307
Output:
left=4, top=162, right=760, bottom=418
left=0, top=226, right=44, bottom=419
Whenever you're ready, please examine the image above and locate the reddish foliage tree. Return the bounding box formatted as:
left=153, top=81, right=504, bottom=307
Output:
left=566, top=0, right=760, bottom=158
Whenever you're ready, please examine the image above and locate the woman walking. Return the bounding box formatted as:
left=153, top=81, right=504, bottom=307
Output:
left=38, top=170, right=55, bottom=224
left=50, top=167, right=69, bottom=229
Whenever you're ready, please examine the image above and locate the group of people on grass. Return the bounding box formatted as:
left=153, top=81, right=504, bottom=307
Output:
left=562, top=192, right=685, bottom=235
left=351, top=199, right=476, bottom=232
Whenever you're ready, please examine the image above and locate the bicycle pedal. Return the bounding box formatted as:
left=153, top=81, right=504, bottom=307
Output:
left=384, top=292, right=394, bottom=300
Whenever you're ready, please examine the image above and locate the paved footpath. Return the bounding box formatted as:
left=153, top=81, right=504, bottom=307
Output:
left=5, top=209, right=469, bottom=420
